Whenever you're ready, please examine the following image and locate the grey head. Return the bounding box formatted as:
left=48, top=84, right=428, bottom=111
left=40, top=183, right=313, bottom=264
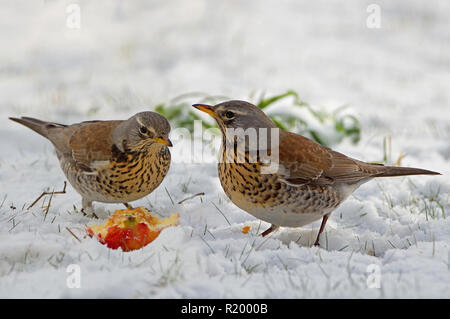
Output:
left=112, top=111, right=172, bottom=152
left=193, top=100, right=277, bottom=132
left=193, top=100, right=279, bottom=152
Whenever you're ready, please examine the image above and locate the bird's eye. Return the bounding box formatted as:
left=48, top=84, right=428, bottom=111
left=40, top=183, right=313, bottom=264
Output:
left=139, top=126, right=148, bottom=134
left=225, top=111, right=235, bottom=119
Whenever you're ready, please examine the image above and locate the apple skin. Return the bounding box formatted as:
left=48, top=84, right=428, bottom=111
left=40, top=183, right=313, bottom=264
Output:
left=86, top=207, right=179, bottom=252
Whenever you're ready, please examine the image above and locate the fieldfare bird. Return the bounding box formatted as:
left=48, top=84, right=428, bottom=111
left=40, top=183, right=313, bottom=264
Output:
left=10, top=112, right=172, bottom=214
left=193, top=101, right=440, bottom=246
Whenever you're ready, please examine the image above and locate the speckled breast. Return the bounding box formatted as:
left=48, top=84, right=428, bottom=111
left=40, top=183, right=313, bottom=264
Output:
left=63, top=145, right=170, bottom=203
left=218, top=147, right=341, bottom=227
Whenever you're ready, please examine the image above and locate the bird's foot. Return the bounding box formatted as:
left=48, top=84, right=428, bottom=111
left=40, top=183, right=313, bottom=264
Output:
left=81, top=199, right=98, bottom=219
left=261, top=224, right=280, bottom=237
left=313, top=214, right=330, bottom=248
left=80, top=207, right=99, bottom=219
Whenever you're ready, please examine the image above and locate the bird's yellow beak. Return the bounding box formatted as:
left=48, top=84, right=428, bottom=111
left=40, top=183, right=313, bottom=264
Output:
left=155, top=137, right=173, bottom=147
left=192, top=104, right=216, bottom=118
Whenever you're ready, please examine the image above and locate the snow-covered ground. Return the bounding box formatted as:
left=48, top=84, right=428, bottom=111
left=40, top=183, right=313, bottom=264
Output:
left=0, top=0, right=449, bottom=298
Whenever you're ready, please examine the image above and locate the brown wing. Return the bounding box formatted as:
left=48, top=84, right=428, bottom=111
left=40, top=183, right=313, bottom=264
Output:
left=278, top=131, right=379, bottom=185
left=278, top=131, right=333, bottom=185
left=68, top=121, right=122, bottom=170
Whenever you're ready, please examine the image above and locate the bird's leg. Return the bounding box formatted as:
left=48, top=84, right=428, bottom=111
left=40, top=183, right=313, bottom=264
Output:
left=81, top=198, right=98, bottom=219
left=314, top=214, right=330, bottom=247
left=261, top=224, right=280, bottom=237
left=123, top=203, right=133, bottom=210
left=81, top=198, right=91, bottom=215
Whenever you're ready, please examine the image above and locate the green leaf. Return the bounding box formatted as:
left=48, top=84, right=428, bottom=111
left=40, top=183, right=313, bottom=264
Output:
left=308, top=130, right=328, bottom=146
left=152, top=90, right=361, bottom=147
left=270, top=117, right=288, bottom=130
left=257, top=90, right=299, bottom=109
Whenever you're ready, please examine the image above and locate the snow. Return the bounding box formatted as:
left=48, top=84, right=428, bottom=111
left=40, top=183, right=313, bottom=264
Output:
left=0, top=0, right=449, bottom=298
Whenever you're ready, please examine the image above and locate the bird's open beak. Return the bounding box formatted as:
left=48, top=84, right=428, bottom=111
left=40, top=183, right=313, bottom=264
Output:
left=192, top=104, right=216, bottom=118
left=155, top=137, right=173, bottom=147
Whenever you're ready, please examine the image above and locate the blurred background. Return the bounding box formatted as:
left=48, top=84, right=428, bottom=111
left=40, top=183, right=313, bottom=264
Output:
left=1, top=0, right=449, bottom=164
left=0, top=0, right=449, bottom=299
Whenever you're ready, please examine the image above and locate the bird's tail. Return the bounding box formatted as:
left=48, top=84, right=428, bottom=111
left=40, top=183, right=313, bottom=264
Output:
left=9, top=117, right=66, bottom=139
left=373, top=165, right=441, bottom=177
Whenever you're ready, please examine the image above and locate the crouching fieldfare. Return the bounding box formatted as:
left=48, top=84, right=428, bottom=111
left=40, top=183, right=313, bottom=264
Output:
left=10, top=112, right=172, bottom=214
left=193, top=100, right=440, bottom=246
